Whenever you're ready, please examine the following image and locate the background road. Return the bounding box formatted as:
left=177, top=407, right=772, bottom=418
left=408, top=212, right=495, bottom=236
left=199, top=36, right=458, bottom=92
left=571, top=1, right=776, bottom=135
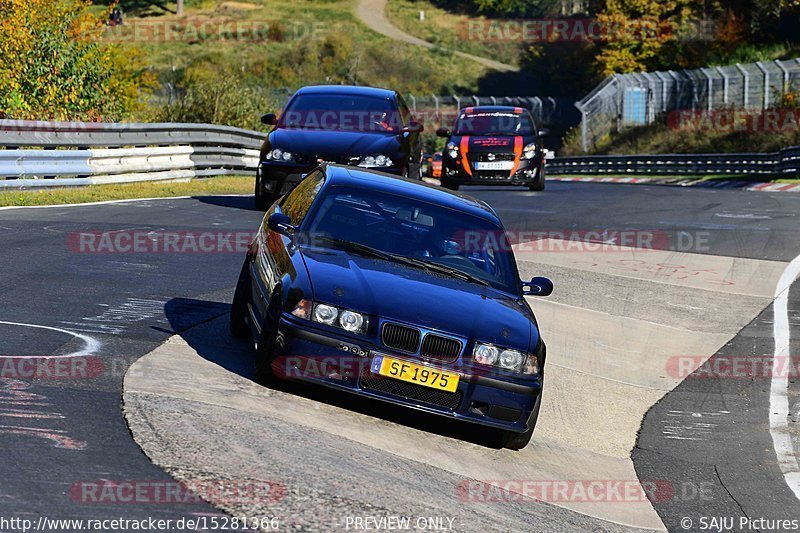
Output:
left=1, top=182, right=798, bottom=531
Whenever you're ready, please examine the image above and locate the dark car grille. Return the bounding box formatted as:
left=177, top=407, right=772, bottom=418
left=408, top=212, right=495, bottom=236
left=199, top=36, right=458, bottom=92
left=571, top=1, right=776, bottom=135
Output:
left=470, top=152, right=516, bottom=162
left=381, top=323, right=421, bottom=353
left=361, top=375, right=462, bottom=411
left=421, top=334, right=462, bottom=363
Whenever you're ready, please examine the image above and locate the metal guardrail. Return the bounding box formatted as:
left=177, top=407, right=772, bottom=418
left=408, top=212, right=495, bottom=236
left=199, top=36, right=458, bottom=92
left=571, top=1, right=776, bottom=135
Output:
left=0, top=120, right=262, bottom=188
left=547, top=146, right=800, bottom=176
left=2, top=120, right=798, bottom=189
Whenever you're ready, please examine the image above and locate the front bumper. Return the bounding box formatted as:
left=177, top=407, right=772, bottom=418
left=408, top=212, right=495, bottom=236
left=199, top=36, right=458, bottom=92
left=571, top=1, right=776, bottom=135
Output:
left=271, top=316, right=542, bottom=433
left=442, top=157, right=542, bottom=186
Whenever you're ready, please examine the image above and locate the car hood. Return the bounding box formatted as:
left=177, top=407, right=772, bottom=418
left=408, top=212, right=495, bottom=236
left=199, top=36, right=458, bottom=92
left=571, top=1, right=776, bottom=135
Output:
left=269, top=128, right=401, bottom=160
left=450, top=134, right=534, bottom=153
left=300, top=248, right=535, bottom=350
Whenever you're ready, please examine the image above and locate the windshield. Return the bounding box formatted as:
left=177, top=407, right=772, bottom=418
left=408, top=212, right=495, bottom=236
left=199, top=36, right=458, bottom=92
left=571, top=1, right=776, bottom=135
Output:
left=453, top=110, right=534, bottom=136
left=303, top=186, right=519, bottom=293
left=278, top=94, right=400, bottom=133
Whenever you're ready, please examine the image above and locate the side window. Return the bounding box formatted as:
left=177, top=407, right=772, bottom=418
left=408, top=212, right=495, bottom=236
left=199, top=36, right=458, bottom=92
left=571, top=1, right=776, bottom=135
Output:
left=280, top=170, right=325, bottom=226
left=396, top=95, right=411, bottom=126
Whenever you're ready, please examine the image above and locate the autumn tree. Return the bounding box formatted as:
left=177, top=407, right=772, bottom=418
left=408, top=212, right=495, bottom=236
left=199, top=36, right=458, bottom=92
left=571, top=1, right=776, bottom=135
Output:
left=0, top=0, right=154, bottom=120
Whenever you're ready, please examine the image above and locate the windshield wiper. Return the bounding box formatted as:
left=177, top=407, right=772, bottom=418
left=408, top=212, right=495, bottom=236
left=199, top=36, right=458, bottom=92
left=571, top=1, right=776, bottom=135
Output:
left=392, top=256, right=490, bottom=287
left=312, top=237, right=489, bottom=287
left=314, top=236, right=395, bottom=261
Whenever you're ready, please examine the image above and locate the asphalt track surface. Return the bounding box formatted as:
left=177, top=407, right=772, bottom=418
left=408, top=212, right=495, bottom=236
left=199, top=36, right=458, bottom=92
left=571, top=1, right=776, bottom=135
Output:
left=1, top=182, right=799, bottom=532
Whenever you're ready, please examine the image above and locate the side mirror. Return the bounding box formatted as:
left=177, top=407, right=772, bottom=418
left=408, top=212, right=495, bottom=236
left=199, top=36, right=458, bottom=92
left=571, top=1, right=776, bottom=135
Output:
left=261, top=113, right=277, bottom=126
left=435, top=127, right=450, bottom=138
left=522, top=276, right=553, bottom=297
left=404, top=121, right=424, bottom=133
left=267, top=212, right=295, bottom=237
left=537, top=128, right=550, bottom=137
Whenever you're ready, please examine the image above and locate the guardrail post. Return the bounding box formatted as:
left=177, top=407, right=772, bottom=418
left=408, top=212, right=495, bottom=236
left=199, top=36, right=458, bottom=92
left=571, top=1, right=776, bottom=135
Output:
left=472, top=95, right=480, bottom=106
left=453, top=95, right=461, bottom=110
left=755, top=61, right=769, bottom=109
left=736, top=64, right=749, bottom=108
left=490, top=96, right=497, bottom=105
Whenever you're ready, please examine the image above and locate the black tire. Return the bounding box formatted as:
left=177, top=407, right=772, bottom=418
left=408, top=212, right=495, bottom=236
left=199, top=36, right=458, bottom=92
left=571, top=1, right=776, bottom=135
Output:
left=441, top=177, right=460, bottom=191
left=253, top=293, right=282, bottom=385
left=528, top=166, right=546, bottom=191
left=229, top=260, right=251, bottom=339
left=498, top=386, right=543, bottom=450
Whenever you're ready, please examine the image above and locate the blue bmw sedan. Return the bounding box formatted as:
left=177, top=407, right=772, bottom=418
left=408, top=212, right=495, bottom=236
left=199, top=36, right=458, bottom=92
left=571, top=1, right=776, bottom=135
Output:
left=230, top=164, right=552, bottom=449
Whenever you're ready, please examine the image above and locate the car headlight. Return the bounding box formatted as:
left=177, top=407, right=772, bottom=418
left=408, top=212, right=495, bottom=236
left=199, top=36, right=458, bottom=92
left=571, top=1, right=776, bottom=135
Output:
left=266, top=148, right=295, bottom=162
left=473, top=344, right=499, bottom=365
left=308, top=302, right=367, bottom=334
left=339, top=310, right=365, bottom=332
left=358, top=155, right=393, bottom=168
left=522, top=143, right=537, bottom=159
left=313, top=303, right=338, bottom=325
left=446, top=142, right=458, bottom=159
left=472, top=342, right=536, bottom=374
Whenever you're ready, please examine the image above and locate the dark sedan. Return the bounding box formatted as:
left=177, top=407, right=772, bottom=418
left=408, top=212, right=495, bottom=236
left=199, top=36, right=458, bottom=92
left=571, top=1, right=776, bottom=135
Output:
left=230, top=164, right=552, bottom=449
left=255, top=85, right=424, bottom=210
left=436, top=106, right=548, bottom=191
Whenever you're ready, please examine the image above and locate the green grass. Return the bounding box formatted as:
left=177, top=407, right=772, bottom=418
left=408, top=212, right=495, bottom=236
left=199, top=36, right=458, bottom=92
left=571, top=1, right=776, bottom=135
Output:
left=113, top=0, right=491, bottom=101
left=0, top=176, right=254, bottom=207
left=385, top=0, right=522, bottom=67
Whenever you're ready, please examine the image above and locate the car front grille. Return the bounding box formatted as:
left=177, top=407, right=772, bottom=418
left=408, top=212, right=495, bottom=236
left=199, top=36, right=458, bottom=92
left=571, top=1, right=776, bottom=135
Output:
left=470, top=152, right=516, bottom=162
left=361, top=375, right=462, bottom=411
left=421, top=334, right=462, bottom=363
left=381, top=323, right=421, bottom=353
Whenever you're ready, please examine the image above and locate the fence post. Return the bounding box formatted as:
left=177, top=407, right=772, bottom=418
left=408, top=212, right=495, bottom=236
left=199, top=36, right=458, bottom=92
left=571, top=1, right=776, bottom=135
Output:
left=701, top=68, right=714, bottom=111
left=755, top=61, right=769, bottom=109
left=715, top=67, right=729, bottom=105
left=453, top=95, right=461, bottom=110
left=473, top=95, right=480, bottom=106
left=490, top=96, right=497, bottom=105
left=655, top=71, right=669, bottom=112
left=775, top=59, right=790, bottom=97
left=575, top=102, right=588, bottom=153
left=409, top=94, right=417, bottom=113
left=432, top=95, right=439, bottom=117
left=736, top=64, right=749, bottom=108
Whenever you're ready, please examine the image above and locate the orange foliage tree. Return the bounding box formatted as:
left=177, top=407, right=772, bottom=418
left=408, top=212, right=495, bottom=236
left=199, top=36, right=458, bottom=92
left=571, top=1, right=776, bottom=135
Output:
left=0, top=0, right=154, bottom=120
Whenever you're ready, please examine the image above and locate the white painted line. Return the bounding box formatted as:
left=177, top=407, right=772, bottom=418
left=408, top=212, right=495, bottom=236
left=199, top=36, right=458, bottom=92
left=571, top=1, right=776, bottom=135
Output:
left=770, top=254, right=800, bottom=500
left=0, top=194, right=249, bottom=211
left=0, top=321, right=100, bottom=358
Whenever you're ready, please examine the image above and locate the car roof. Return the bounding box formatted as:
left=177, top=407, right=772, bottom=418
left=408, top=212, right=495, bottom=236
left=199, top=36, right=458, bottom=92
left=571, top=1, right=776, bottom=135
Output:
left=294, top=85, right=396, bottom=100
left=322, top=164, right=501, bottom=224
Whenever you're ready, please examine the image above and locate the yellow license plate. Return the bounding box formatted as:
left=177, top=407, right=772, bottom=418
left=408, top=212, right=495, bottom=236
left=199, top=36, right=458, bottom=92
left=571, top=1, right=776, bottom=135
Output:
left=374, top=355, right=459, bottom=393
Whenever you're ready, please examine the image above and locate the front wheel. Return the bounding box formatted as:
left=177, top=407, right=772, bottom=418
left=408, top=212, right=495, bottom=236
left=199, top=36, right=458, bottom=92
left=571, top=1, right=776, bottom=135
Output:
left=528, top=166, right=546, bottom=192
left=229, top=260, right=251, bottom=338
left=253, top=293, right=282, bottom=385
